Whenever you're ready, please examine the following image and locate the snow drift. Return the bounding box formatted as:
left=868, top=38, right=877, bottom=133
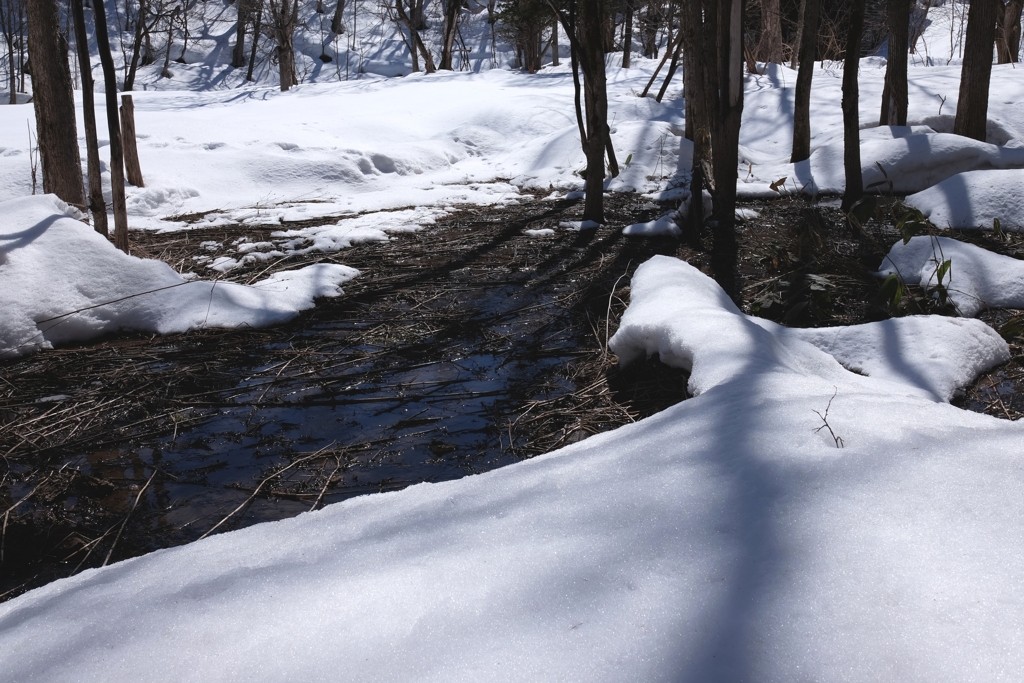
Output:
left=0, top=195, right=357, bottom=358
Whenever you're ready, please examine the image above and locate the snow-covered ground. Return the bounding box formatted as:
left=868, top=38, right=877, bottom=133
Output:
left=3, top=1, right=1024, bottom=678
left=2, top=255, right=1024, bottom=683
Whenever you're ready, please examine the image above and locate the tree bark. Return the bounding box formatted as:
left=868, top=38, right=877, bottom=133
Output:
left=578, top=0, right=607, bottom=222
left=71, top=0, right=108, bottom=235
left=711, top=0, right=743, bottom=302
left=880, top=0, right=910, bottom=126
left=654, top=27, right=683, bottom=102
left=680, top=0, right=715, bottom=247
left=996, top=0, right=1024, bottom=63
left=93, top=0, right=130, bottom=252
left=121, top=94, right=144, bottom=187
left=841, top=0, right=866, bottom=212
left=247, top=1, right=263, bottom=81
left=621, top=0, right=632, bottom=68
left=268, top=0, right=299, bottom=90
left=26, top=0, right=86, bottom=209
left=954, top=0, right=998, bottom=141
left=123, top=3, right=145, bottom=91
left=756, top=0, right=782, bottom=63
left=161, top=6, right=177, bottom=78
left=551, top=17, right=559, bottom=66
left=331, top=0, right=346, bottom=34
left=233, top=0, right=250, bottom=67
left=439, top=0, right=461, bottom=70
left=791, top=0, right=819, bottom=162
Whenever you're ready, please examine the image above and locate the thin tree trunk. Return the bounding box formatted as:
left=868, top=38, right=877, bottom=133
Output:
left=954, top=0, right=998, bottom=141
left=622, top=0, right=632, bottom=68
left=639, top=30, right=679, bottom=97
left=26, top=0, right=85, bottom=208
left=71, top=0, right=108, bottom=235
left=655, top=26, right=683, bottom=102
left=570, top=35, right=586, bottom=154
left=841, top=0, right=866, bottom=212
left=680, top=0, right=714, bottom=248
left=996, top=0, right=1024, bottom=63
left=331, top=0, right=346, bottom=34
left=247, top=1, right=262, bottom=81
left=880, top=0, right=910, bottom=126
left=711, top=0, right=743, bottom=302
left=551, top=17, right=559, bottom=66
left=579, top=0, right=607, bottom=222
left=124, top=3, right=144, bottom=90
left=791, top=0, right=819, bottom=162
left=791, top=0, right=804, bottom=69
left=121, top=94, right=144, bottom=187
left=439, top=0, right=461, bottom=70
left=93, top=0, right=130, bottom=252
left=1008, top=0, right=1024, bottom=61
left=233, top=0, right=250, bottom=67
left=161, top=7, right=176, bottom=78
left=757, top=0, right=782, bottom=63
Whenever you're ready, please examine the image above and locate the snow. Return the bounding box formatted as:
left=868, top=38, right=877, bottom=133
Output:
left=879, top=235, right=1024, bottom=317
left=0, top=195, right=357, bottom=358
left=3, top=255, right=1024, bottom=682
left=906, top=168, right=1024, bottom=230
left=623, top=212, right=680, bottom=237
left=4, top=3, right=1024, bottom=677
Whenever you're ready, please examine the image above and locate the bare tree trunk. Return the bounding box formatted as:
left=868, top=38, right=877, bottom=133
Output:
left=331, top=0, right=346, bottom=33
left=233, top=0, right=250, bottom=67
left=121, top=94, right=144, bottom=187
left=269, top=0, right=299, bottom=90
left=996, top=0, right=1024, bottom=63
left=26, top=0, right=85, bottom=209
left=880, top=0, right=910, bottom=126
left=790, top=0, right=804, bottom=68
left=161, top=6, right=177, bottom=78
left=439, top=0, right=461, bottom=70
left=841, top=0, right=866, bottom=212
left=680, top=0, right=716, bottom=248
left=0, top=0, right=22, bottom=105
left=756, top=0, right=782, bottom=63
left=639, top=29, right=679, bottom=97
left=247, top=0, right=263, bottom=81
left=954, top=0, right=998, bottom=141
left=654, top=28, right=683, bottom=102
left=1008, top=0, right=1024, bottom=61
left=123, top=2, right=145, bottom=90
left=711, top=0, right=743, bottom=302
left=71, top=0, right=108, bottom=235
left=621, top=0, right=632, bottom=67
left=791, top=0, right=819, bottom=162
left=93, top=0, right=130, bottom=252
left=579, top=0, right=608, bottom=222
left=551, top=17, right=559, bottom=66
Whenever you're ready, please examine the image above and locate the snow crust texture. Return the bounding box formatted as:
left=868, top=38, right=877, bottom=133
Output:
left=2, top=256, right=1022, bottom=683
left=0, top=196, right=357, bottom=358
left=880, top=235, right=1024, bottom=317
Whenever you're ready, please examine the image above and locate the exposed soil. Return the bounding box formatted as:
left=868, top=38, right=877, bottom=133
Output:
left=2, top=191, right=1021, bottom=601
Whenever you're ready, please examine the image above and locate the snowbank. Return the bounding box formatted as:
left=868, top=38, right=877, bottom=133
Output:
left=879, top=235, right=1024, bottom=317
left=2, top=256, right=1023, bottom=683
left=739, top=129, right=1024, bottom=198
left=0, top=195, right=357, bottom=357
left=906, top=168, right=1024, bottom=230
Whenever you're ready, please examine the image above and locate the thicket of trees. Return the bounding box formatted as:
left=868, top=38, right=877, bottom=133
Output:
left=10, top=0, right=1024, bottom=294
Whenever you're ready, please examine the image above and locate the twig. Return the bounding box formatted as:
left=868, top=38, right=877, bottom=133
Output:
left=102, top=469, right=158, bottom=567
left=812, top=387, right=844, bottom=448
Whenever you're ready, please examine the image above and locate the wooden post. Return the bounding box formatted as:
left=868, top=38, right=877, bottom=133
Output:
left=120, top=94, right=145, bottom=188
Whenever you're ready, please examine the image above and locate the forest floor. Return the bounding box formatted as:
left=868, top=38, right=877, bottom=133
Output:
left=1, top=192, right=1022, bottom=601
